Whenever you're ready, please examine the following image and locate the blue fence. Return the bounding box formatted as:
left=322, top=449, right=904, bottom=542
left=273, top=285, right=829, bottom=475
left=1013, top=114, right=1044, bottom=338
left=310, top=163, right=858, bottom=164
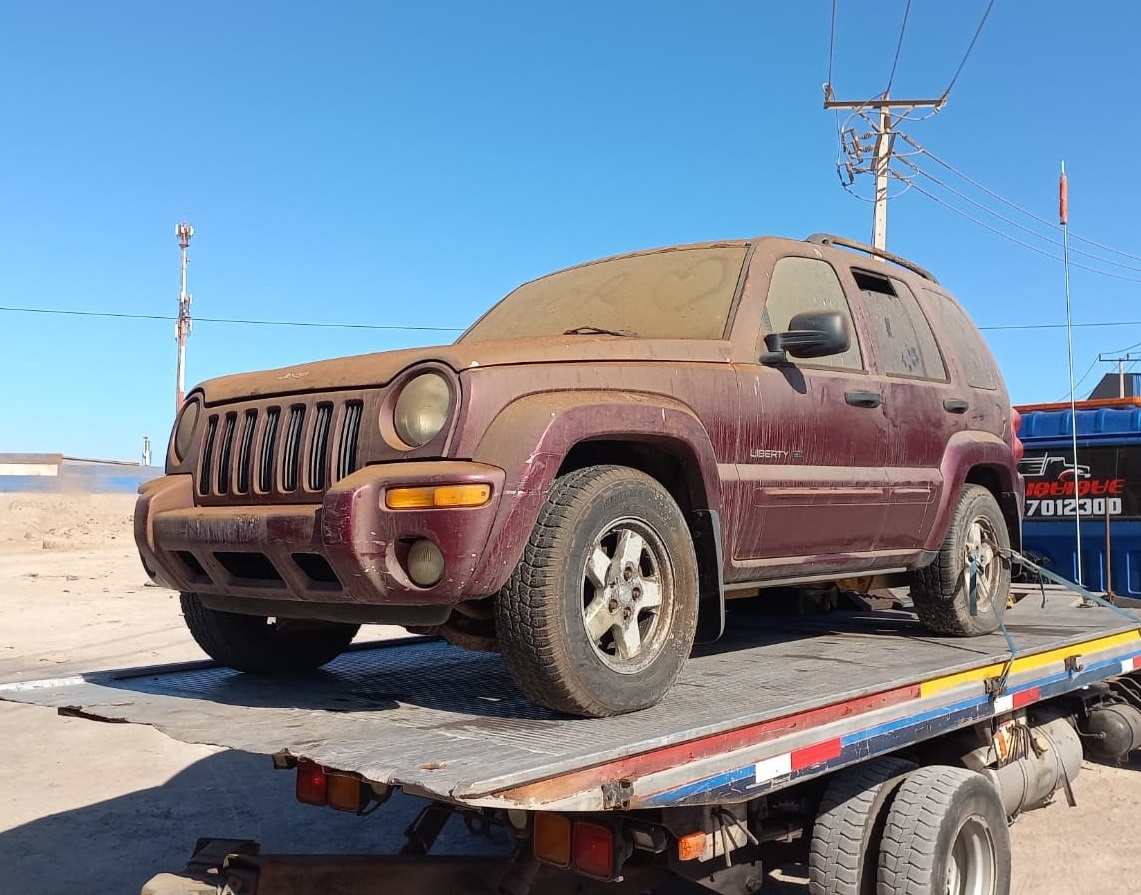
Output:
left=0, top=454, right=163, bottom=494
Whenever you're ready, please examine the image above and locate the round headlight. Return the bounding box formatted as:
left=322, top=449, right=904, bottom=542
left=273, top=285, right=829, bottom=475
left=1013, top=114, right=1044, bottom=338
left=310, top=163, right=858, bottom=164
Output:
left=172, top=398, right=202, bottom=463
left=393, top=373, right=451, bottom=448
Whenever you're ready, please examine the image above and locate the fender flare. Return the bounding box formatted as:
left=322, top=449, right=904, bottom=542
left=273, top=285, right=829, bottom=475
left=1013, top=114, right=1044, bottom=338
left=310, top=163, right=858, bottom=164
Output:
left=467, top=390, right=726, bottom=638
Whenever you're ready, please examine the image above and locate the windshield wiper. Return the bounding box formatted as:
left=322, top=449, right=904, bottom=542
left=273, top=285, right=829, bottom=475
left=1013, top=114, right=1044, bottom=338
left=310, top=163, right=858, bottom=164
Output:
left=562, top=326, right=638, bottom=337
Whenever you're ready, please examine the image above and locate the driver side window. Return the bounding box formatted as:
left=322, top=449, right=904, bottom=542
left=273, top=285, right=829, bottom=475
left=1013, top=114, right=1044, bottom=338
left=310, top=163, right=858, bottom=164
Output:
left=761, top=256, right=863, bottom=370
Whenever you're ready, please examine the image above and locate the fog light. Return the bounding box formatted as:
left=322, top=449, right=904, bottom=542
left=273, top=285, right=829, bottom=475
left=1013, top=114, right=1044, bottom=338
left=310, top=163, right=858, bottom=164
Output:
left=407, top=539, right=444, bottom=587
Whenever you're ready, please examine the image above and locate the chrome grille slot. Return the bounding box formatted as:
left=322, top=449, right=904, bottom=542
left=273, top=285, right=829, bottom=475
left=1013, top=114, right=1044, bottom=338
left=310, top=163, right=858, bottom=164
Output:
left=236, top=409, right=257, bottom=494
left=198, top=415, right=218, bottom=497
left=282, top=406, right=306, bottom=492
left=337, top=401, right=363, bottom=481
left=259, top=407, right=280, bottom=493
left=216, top=413, right=237, bottom=494
left=309, top=403, right=333, bottom=491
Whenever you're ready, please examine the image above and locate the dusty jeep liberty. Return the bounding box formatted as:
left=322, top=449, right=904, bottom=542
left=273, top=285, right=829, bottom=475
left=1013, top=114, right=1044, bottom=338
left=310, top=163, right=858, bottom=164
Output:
left=136, top=233, right=1024, bottom=717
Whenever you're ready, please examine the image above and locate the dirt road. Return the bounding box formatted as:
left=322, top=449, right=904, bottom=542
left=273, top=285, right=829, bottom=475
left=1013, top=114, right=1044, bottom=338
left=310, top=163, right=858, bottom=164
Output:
left=1, top=493, right=1138, bottom=894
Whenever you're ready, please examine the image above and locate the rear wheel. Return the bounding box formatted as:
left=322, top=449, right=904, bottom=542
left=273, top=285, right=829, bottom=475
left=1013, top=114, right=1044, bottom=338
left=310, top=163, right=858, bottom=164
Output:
left=495, top=465, right=699, bottom=717
left=876, top=765, right=1010, bottom=895
left=911, top=485, right=1011, bottom=636
left=808, top=756, right=918, bottom=895
left=180, top=592, right=359, bottom=673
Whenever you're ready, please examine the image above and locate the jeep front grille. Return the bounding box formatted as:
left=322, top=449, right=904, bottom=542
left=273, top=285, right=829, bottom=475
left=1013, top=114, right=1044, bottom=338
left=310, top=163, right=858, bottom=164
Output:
left=197, top=399, right=364, bottom=498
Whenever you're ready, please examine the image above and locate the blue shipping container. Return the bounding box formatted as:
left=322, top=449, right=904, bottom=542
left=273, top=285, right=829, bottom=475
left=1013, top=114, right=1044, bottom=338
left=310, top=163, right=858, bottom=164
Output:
left=1018, top=400, right=1141, bottom=595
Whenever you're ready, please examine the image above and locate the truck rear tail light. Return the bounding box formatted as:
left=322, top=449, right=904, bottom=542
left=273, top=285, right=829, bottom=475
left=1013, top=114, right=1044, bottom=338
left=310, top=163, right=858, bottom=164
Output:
left=295, top=759, right=328, bottom=806
left=1011, top=408, right=1025, bottom=462
left=533, top=813, right=572, bottom=868
left=572, top=821, right=616, bottom=880
left=294, top=759, right=369, bottom=813
left=533, top=814, right=626, bottom=881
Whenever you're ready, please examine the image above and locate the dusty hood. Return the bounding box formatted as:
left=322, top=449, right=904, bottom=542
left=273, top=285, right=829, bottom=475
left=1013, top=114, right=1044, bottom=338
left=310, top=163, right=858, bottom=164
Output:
left=195, top=336, right=732, bottom=404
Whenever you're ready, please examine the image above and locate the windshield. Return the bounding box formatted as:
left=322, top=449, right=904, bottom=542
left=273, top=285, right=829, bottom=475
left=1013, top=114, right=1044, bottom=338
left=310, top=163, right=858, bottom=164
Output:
left=459, top=245, right=749, bottom=343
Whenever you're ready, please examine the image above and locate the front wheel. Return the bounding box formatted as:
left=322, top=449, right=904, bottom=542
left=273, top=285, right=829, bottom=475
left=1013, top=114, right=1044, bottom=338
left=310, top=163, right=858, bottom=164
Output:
left=495, top=465, right=699, bottom=717
left=180, top=592, right=359, bottom=673
left=910, top=485, right=1011, bottom=637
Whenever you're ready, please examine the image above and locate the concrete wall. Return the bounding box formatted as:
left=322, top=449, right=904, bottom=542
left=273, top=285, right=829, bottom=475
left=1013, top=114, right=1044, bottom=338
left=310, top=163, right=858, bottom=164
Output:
left=0, top=453, right=163, bottom=494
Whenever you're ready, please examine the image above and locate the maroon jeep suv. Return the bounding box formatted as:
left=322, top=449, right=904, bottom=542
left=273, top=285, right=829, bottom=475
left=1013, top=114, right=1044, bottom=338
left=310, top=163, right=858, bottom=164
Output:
left=135, top=233, right=1024, bottom=717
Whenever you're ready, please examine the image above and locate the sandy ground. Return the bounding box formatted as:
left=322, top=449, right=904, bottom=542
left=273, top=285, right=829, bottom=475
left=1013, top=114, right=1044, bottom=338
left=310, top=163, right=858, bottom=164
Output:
left=0, top=492, right=1138, bottom=894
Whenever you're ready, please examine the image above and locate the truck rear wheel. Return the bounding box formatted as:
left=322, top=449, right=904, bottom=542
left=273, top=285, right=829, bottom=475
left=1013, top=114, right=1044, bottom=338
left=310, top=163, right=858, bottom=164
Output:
left=911, top=485, right=1010, bottom=637
left=495, top=465, right=699, bottom=717
left=809, top=755, right=917, bottom=895
left=876, top=765, right=1010, bottom=895
left=180, top=592, right=359, bottom=673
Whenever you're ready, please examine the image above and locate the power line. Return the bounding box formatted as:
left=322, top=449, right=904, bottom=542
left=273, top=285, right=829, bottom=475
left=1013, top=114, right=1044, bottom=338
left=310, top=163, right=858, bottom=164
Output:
left=827, top=0, right=837, bottom=89
left=7, top=299, right=1141, bottom=337
left=885, top=0, right=912, bottom=95
left=980, top=321, right=1141, bottom=332
left=903, top=178, right=1141, bottom=284
left=900, top=134, right=1141, bottom=264
left=941, top=0, right=997, bottom=100
left=900, top=158, right=1141, bottom=274
left=0, top=305, right=466, bottom=332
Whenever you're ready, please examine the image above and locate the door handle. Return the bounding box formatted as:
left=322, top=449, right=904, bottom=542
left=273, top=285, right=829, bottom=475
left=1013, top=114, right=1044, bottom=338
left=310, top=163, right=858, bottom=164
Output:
left=943, top=398, right=970, bottom=414
left=845, top=390, right=883, bottom=408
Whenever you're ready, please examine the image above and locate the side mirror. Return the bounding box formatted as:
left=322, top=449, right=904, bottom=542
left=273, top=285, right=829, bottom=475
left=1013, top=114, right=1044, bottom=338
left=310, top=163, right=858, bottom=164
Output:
left=760, top=310, right=850, bottom=366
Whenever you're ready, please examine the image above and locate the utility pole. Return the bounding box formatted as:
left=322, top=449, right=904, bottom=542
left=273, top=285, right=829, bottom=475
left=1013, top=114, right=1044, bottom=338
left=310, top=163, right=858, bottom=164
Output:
left=1097, top=353, right=1141, bottom=398
left=825, top=90, right=946, bottom=250
left=174, top=222, right=194, bottom=414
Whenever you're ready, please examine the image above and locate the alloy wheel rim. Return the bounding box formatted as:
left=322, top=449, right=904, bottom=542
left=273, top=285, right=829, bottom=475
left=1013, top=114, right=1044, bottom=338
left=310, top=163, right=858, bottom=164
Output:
left=963, top=515, right=1000, bottom=615
left=580, top=519, right=672, bottom=674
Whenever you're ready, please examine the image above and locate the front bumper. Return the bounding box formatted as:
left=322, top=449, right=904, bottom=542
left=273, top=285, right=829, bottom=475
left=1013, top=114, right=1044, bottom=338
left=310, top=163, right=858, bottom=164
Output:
left=135, top=461, right=506, bottom=607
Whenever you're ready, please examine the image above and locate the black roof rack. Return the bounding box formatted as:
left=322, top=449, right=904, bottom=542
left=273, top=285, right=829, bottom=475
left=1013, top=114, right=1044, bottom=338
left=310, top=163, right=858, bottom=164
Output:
left=805, top=233, right=938, bottom=284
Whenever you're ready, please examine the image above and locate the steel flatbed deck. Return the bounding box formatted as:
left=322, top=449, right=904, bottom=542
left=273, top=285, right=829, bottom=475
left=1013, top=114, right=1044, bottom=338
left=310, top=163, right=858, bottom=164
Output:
left=4, top=595, right=1139, bottom=814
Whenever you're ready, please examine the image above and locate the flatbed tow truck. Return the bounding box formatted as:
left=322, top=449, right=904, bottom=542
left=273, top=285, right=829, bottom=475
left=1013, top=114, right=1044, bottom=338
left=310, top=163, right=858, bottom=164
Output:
left=4, top=565, right=1141, bottom=895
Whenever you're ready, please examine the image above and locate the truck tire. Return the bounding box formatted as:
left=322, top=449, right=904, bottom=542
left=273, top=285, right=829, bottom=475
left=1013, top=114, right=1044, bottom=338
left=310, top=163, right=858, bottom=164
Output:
left=876, top=765, right=1010, bottom=895
left=911, top=485, right=1010, bottom=637
left=495, top=465, right=699, bottom=717
left=808, top=756, right=918, bottom=895
left=180, top=592, right=359, bottom=673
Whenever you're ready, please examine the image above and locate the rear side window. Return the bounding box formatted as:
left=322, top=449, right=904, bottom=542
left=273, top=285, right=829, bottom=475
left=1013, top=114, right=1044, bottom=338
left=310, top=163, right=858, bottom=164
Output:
left=922, top=288, right=999, bottom=390
left=851, top=270, right=947, bottom=380
left=761, top=256, right=863, bottom=370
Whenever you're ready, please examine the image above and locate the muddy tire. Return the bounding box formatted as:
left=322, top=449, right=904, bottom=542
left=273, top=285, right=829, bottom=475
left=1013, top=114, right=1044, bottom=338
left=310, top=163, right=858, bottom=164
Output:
left=808, top=756, right=918, bottom=895
left=180, top=592, right=359, bottom=673
left=495, top=465, right=699, bottom=717
left=876, top=766, right=1010, bottom=895
left=911, top=485, right=1011, bottom=637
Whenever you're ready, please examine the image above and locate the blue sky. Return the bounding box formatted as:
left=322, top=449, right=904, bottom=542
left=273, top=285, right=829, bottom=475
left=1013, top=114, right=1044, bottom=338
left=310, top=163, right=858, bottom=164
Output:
left=2, top=1, right=1139, bottom=461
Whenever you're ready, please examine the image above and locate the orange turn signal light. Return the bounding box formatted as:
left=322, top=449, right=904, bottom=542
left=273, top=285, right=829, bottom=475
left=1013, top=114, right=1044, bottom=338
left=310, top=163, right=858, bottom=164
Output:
left=385, top=483, right=491, bottom=510
left=533, top=813, right=572, bottom=868
left=677, top=830, right=708, bottom=862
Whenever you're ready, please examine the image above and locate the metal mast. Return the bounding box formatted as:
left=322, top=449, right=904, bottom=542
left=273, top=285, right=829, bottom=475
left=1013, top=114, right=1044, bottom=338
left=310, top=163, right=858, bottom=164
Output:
left=174, top=222, right=194, bottom=413
left=1059, top=163, right=1083, bottom=588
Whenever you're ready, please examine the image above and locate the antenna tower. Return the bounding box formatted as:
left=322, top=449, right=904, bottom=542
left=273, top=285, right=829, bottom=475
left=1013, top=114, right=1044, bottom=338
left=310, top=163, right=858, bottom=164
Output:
left=174, top=222, right=194, bottom=413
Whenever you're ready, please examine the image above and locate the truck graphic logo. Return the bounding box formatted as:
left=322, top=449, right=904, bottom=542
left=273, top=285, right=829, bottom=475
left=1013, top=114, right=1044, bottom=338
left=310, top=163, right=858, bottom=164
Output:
left=1018, top=454, right=1091, bottom=480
